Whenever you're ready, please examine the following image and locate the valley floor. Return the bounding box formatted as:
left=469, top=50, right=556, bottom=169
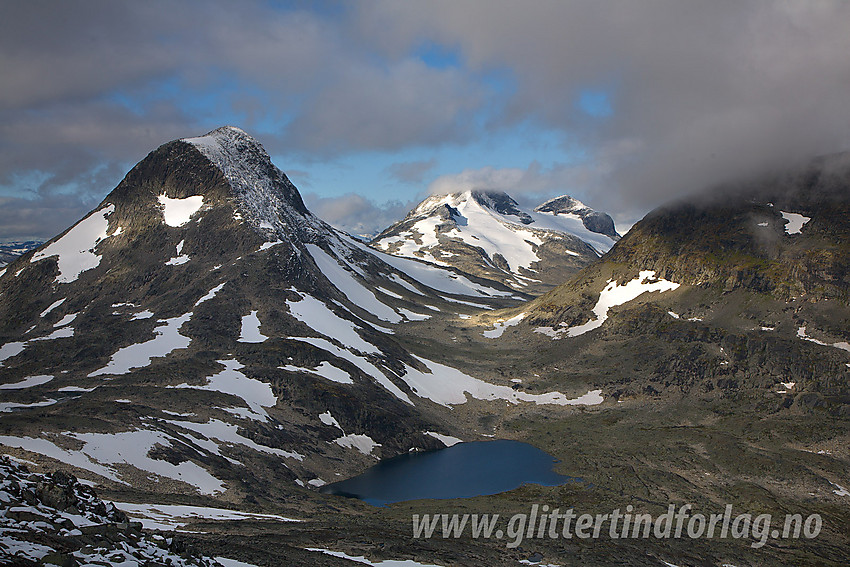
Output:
left=82, top=395, right=849, bottom=567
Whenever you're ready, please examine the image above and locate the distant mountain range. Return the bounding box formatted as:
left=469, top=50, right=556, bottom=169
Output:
left=0, top=240, right=43, bottom=267
left=372, top=189, right=619, bottom=293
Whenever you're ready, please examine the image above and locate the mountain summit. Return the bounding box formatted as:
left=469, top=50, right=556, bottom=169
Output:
left=535, top=195, right=620, bottom=239
left=183, top=126, right=311, bottom=224
left=372, top=189, right=619, bottom=293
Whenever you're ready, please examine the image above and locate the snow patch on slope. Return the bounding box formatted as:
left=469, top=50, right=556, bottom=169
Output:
left=281, top=360, right=354, bottom=384
left=165, top=239, right=190, bottom=265
left=113, top=502, right=299, bottom=531
left=89, top=313, right=192, bottom=376
left=306, top=548, right=445, bottom=567
left=0, top=435, right=120, bottom=482
left=0, top=375, right=53, bottom=389
left=53, top=312, right=77, bottom=327
left=30, top=326, right=75, bottom=341
left=319, top=411, right=342, bottom=429
left=333, top=433, right=381, bottom=456
left=0, top=342, right=27, bottom=366
left=0, top=430, right=224, bottom=494
left=483, top=313, right=526, bottom=338
left=287, top=294, right=380, bottom=354
left=535, top=271, right=680, bottom=339
left=31, top=205, right=116, bottom=284
left=292, top=337, right=412, bottom=404
left=424, top=431, right=462, bottom=447
left=238, top=310, right=268, bottom=343
left=349, top=237, right=512, bottom=298
left=131, top=310, right=154, bottom=320
left=0, top=399, right=57, bottom=413
left=797, top=326, right=850, bottom=353
left=781, top=211, right=811, bottom=235
left=400, top=355, right=603, bottom=407
left=40, top=298, right=66, bottom=317
left=70, top=429, right=225, bottom=494
left=170, top=359, right=277, bottom=421
left=399, top=308, right=431, bottom=321
left=306, top=243, right=402, bottom=323
left=165, top=418, right=302, bottom=461
left=158, top=195, right=204, bottom=227
left=195, top=282, right=226, bottom=306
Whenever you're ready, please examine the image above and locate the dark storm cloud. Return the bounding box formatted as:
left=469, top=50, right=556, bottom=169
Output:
left=3, top=0, right=849, bottom=241
left=1, top=0, right=482, bottom=157
left=0, top=1, right=485, bottom=238
left=428, top=162, right=590, bottom=198
left=357, top=0, right=850, bottom=211
left=0, top=100, right=195, bottom=192
left=281, top=60, right=481, bottom=154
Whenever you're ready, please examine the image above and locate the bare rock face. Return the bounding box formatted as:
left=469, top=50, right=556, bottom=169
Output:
left=0, top=456, right=223, bottom=566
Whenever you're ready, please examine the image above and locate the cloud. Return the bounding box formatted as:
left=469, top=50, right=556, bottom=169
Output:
left=281, top=59, right=482, bottom=154
left=0, top=195, right=93, bottom=241
left=357, top=0, right=850, bottom=210
left=302, top=192, right=417, bottom=238
left=427, top=160, right=608, bottom=204
left=386, top=158, right=438, bottom=184
left=3, top=1, right=850, bottom=241
left=0, top=99, right=198, bottom=194
left=0, top=2, right=485, bottom=221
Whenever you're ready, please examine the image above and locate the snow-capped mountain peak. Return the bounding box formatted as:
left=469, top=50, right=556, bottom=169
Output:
left=535, top=194, right=620, bottom=239
left=468, top=190, right=533, bottom=224
left=182, top=126, right=319, bottom=240
left=409, top=190, right=532, bottom=224
left=372, top=189, right=620, bottom=292
left=535, top=194, right=588, bottom=213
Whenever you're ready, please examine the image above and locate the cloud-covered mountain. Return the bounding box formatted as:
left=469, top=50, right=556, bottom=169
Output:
left=503, top=152, right=850, bottom=412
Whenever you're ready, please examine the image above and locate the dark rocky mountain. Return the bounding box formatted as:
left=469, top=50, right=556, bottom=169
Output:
left=372, top=190, right=619, bottom=294
left=0, top=127, right=589, bottom=509
left=520, top=152, right=850, bottom=404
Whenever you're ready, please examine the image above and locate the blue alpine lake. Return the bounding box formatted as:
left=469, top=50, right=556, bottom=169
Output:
left=321, top=440, right=573, bottom=506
